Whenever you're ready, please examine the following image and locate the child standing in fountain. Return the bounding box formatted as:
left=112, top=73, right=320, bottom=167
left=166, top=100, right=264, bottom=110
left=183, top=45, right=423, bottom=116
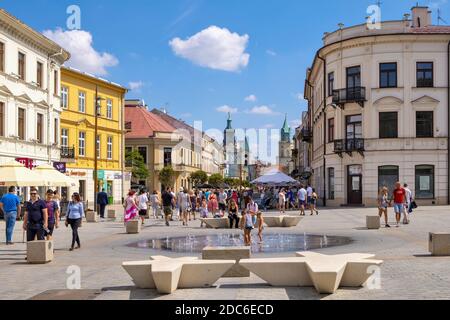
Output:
left=256, top=211, right=264, bottom=244
left=199, top=199, right=209, bottom=228
left=240, top=209, right=254, bottom=246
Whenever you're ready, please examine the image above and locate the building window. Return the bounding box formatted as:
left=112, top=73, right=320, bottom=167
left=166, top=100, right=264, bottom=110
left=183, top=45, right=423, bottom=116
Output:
left=416, top=111, right=433, bottom=138
left=0, top=42, right=4, bottom=72
left=96, top=135, right=101, bottom=159
left=328, top=118, right=334, bottom=143
left=346, top=66, right=361, bottom=88
left=54, top=118, right=58, bottom=144
left=61, top=128, right=68, bottom=148
left=36, top=62, right=43, bottom=88
left=78, top=92, right=86, bottom=113
left=18, top=108, right=25, bottom=140
left=18, top=52, right=26, bottom=80
left=0, top=102, right=4, bottom=137
left=61, top=87, right=68, bottom=109
left=328, top=72, right=334, bottom=96
left=36, top=114, right=43, bottom=144
left=378, top=166, right=399, bottom=191
left=54, top=70, right=58, bottom=95
left=379, top=62, right=397, bottom=88
left=106, top=99, right=113, bottom=119
left=164, top=148, right=172, bottom=167
left=379, top=112, right=398, bottom=139
left=78, top=131, right=85, bottom=157
left=107, top=136, right=113, bottom=160
left=328, top=168, right=335, bottom=200
left=415, top=165, right=434, bottom=199
left=138, top=146, right=147, bottom=164
left=417, top=62, right=433, bottom=87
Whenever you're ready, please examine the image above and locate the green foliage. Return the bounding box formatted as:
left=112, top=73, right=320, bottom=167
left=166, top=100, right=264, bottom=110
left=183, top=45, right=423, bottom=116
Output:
left=158, top=166, right=175, bottom=188
left=208, top=173, right=224, bottom=187
left=125, top=150, right=149, bottom=180
left=190, top=170, right=208, bottom=186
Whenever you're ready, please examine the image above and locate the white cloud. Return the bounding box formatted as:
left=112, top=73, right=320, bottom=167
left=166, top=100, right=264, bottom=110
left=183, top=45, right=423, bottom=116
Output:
left=128, top=81, right=144, bottom=91
left=296, top=92, right=307, bottom=102
left=290, top=120, right=302, bottom=128
left=43, top=28, right=118, bottom=75
left=169, top=26, right=250, bottom=72
left=246, top=105, right=279, bottom=115
left=263, top=124, right=275, bottom=129
left=266, top=49, right=277, bottom=56
left=245, top=94, right=257, bottom=102
left=217, top=105, right=238, bottom=114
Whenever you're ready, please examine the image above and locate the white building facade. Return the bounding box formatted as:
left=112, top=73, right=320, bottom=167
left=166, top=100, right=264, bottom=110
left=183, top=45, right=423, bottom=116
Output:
left=0, top=9, right=69, bottom=171
left=305, top=6, right=450, bottom=207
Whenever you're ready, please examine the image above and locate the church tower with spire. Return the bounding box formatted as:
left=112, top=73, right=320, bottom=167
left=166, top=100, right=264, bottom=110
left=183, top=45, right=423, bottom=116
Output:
left=278, top=114, right=293, bottom=174
left=223, top=112, right=238, bottom=178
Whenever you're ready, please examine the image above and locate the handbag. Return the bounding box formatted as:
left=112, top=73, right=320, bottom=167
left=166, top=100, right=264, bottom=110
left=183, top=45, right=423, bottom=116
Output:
left=411, top=201, right=418, bottom=209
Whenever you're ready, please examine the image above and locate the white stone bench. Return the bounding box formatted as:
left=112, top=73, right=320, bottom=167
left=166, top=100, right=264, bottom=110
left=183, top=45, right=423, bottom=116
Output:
left=27, top=240, right=54, bottom=264
left=202, top=246, right=251, bottom=277
left=240, top=251, right=383, bottom=294
left=126, top=220, right=141, bottom=234
left=263, top=216, right=283, bottom=227
left=366, top=216, right=381, bottom=230
left=201, top=218, right=230, bottom=229
left=263, top=216, right=303, bottom=228
left=85, top=211, right=98, bottom=223
left=282, top=216, right=303, bottom=227
left=122, top=256, right=235, bottom=294
left=429, top=232, right=450, bottom=256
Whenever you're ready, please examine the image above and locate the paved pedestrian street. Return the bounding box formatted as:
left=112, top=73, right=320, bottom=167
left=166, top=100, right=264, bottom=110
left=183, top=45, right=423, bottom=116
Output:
left=1, top=205, right=450, bottom=300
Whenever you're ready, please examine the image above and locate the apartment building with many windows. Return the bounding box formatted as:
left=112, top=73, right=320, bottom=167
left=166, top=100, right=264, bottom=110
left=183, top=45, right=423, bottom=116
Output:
left=60, top=67, right=128, bottom=205
left=304, top=6, right=450, bottom=207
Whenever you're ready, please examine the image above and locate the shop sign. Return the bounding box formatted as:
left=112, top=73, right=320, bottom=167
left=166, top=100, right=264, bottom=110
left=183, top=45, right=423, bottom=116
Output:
left=16, top=158, right=35, bottom=169
left=97, top=170, right=105, bottom=180
left=114, top=173, right=122, bottom=180
left=53, top=162, right=66, bottom=173
left=68, top=170, right=87, bottom=177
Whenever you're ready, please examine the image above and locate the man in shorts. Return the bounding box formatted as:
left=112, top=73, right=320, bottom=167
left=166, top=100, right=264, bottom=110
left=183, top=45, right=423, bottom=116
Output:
left=390, top=182, right=406, bottom=228
left=162, top=187, right=175, bottom=227
left=297, top=185, right=307, bottom=216
left=218, top=189, right=228, bottom=216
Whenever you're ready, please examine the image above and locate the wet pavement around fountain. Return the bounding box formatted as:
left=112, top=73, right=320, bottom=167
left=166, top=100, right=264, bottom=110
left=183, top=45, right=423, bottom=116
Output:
left=1, top=205, right=450, bottom=300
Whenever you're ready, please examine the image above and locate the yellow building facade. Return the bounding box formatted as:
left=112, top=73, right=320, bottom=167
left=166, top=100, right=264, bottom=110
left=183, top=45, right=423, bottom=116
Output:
left=60, top=67, right=129, bottom=206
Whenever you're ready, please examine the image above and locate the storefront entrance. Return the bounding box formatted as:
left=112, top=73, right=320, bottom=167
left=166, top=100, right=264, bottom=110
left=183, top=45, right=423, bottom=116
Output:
left=347, top=165, right=362, bottom=205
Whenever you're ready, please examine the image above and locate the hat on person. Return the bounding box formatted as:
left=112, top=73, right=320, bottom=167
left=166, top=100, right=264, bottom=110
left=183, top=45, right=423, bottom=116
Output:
left=46, top=189, right=54, bottom=194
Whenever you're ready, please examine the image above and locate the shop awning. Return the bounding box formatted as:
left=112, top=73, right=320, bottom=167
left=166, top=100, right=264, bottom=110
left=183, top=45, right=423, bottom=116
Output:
left=34, top=164, right=79, bottom=187
left=0, top=161, right=47, bottom=187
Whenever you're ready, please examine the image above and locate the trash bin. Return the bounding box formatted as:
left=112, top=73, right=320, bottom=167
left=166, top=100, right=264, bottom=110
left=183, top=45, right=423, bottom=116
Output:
left=108, top=196, right=113, bottom=205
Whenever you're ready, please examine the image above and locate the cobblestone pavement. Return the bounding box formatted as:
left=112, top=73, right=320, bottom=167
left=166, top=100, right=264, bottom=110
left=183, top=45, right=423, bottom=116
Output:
left=1, top=205, right=450, bottom=300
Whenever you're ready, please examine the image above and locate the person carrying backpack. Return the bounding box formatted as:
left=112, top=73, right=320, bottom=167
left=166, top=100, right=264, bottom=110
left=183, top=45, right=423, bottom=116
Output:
left=44, top=189, right=60, bottom=240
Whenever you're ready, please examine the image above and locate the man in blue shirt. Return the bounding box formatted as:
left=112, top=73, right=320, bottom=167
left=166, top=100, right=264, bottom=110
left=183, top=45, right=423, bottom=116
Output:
left=0, top=186, right=22, bottom=245
left=96, top=188, right=109, bottom=218
left=23, top=188, right=48, bottom=242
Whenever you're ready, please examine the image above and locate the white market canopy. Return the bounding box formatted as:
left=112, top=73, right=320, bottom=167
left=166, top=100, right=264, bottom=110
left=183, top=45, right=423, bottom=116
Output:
left=0, top=161, right=47, bottom=187
left=33, top=164, right=79, bottom=188
left=251, top=169, right=300, bottom=186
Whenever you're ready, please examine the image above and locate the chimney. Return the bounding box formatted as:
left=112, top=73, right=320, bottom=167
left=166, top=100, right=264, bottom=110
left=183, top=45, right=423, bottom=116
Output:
left=411, top=6, right=432, bottom=27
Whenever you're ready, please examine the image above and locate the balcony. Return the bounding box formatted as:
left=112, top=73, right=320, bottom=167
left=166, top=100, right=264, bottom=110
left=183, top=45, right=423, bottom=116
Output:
left=125, top=121, right=132, bottom=132
left=60, top=147, right=76, bottom=163
left=332, top=87, right=366, bottom=109
left=300, top=128, right=312, bottom=143
left=334, top=138, right=365, bottom=157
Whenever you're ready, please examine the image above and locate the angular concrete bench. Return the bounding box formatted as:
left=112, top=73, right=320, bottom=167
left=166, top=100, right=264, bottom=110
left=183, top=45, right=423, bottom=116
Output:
left=263, top=216, right=303, bottom=228
left=27, top=240, right=54, bottom=264
left=429, top=232, right=450, bottom=256
left=122, top=256, right=235, bottom=294
left=202, top=246, right=251, bottom=277
left=240, top=251, right=383, bottom=294
left=85, top=211, right=98, bottom=223
left=366, top=216, right=381, bottom=230
left=126, top=220, right=141, bottom=234
left=200, top=218, right=229, bottom=229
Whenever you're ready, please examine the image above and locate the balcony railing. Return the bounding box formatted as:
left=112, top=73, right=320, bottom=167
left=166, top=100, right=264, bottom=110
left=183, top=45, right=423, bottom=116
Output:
left=334, top=138, right=365, bottom=156
left=300, top=128, right=312, bottom=142
left=60, top=147, right=75, bottom=159
left=332, top=87, right=366, bottom=108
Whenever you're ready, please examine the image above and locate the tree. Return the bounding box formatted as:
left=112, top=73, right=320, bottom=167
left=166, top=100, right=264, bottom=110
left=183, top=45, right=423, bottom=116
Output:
left=224, top=177, right=240, bottom=188
left=208, top=173, right=224, bottom=187
left=190, top=170, right=208, bottom=186
left=159, top=166, right=175, bottom=189
left=241, top=180, right=251, bottom=188
left=125, top=150, right=149, bottom=181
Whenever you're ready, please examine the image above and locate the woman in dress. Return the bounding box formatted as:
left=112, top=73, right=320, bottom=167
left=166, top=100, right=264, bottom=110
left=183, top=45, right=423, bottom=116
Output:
left=208, top=194, right=220, bottom=218
left=124, top=190, right=138, bottom=223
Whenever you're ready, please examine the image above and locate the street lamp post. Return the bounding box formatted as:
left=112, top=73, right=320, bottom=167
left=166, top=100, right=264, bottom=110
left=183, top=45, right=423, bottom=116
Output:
left=93, top=86, right=104, bottom=214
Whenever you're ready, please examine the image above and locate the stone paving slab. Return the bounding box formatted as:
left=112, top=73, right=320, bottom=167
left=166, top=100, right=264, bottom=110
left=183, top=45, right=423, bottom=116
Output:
left=1, top=205, right=450, bottom=300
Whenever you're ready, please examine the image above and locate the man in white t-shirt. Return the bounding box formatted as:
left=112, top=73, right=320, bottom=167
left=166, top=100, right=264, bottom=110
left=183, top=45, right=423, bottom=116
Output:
left=218, top=189, right=228, bottom=216
left=403, top=183, right=413, bottom=225
left=306, top=185, right=313, bottom=209
left=298, top=186, right=307, bottom=216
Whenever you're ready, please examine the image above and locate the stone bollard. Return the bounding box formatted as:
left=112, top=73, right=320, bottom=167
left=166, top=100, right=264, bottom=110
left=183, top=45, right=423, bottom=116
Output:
left=107, top=210, right=116, bottom=219
left=429, top=232, right=450, bottom=256
left=27, top=240, right=54, bottom=264
left=126, top=220, right=141, bottom=234
left=366, top=216, right=381, bottom=230
left=86, top=211, right=98, bottom=223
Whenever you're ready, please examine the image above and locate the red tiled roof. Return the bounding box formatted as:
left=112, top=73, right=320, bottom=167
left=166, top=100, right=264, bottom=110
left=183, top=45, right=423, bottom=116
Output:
left=125, top=106, right=176, bottom=139
left=411, top=26, right=450, bottom=34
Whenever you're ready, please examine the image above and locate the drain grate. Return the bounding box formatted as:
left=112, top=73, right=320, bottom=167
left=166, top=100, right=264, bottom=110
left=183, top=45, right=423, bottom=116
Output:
left=29, top=289, right=102, bottom=300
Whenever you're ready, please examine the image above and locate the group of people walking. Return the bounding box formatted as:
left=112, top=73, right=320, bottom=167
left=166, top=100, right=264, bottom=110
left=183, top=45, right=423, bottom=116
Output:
left=378, top=182, right=416, bottom=228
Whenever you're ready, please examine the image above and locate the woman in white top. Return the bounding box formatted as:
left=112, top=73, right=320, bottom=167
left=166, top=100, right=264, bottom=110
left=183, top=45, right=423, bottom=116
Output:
left=179, top=189, right=191, bottom=226
left=137, top=189, right=149, bottom=225
left=279, top=189, right=286, bottom=214
left=149, top=190, right=160, bottom=219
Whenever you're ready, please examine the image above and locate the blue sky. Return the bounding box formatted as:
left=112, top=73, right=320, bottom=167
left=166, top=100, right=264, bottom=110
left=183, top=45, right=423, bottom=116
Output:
left=2, top=0, right=449, bottom=155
